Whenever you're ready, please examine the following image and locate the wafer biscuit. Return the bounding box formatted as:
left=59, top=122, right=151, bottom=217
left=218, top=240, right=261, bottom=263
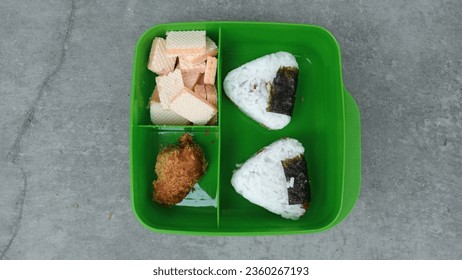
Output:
left=170, top=88, right=217, bottom=125
left=180, top=37, right=218, bottom=64
left=178, top=58, right=206, bottom=73
left=182, top=71, right=201, bottom=90
left=156, top=69, right=184, bottom=109
left=166, top=31, right=206, bottom=56
left=205, top=84, right=217, bottom=106
left=194, top=84, right=207, bottom=100
left=203, top=56, right=217, bottom=85
left=147, top=38, right=176, bottom=75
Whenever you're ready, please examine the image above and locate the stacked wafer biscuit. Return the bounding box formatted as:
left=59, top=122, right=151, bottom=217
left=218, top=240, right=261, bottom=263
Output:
left=147, top=30, right=218, bottom=125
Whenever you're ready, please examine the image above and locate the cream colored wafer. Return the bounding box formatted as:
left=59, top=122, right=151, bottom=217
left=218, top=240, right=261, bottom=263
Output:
left=147, top=85, right=189, bottom=124
left=170, top=88, right=217, bottom=125
left=150, top=102, right=190, bottom=125
left=147, top=37, right=176, bottom=75
left=156, top=69, right=184, bottom=109
left=166, top=31, right=206, bottom=56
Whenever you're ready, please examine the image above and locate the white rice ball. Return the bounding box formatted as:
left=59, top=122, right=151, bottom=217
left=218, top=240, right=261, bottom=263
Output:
left=223, top=52, right=298, bottom=130
left=231, top=138, right=306, bottom=220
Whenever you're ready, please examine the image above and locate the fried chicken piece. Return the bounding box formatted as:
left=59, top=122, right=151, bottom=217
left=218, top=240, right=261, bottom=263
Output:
left=153, top=133, right=207, bottom=206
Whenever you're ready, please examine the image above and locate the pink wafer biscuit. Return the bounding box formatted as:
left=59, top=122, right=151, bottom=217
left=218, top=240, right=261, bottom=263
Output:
left=178, top=58, right=206, bottom=73
left=205, top=85, right=217, bottom=106
left=180, top=37, right=218, bottom=64
left=166, top=31, right=206, bottom=56
left=206, top=85, right=218, bottom=125
left=203, top=56, right=217, bottom=85
left=182, top=71, right=201, bottom=89
left=156, top=69, right=184, bottom=109
left=147, top=37, right=176, bottom=75
left=194, top=84, right=207, bottom=100
left=196, top=73, right=205, bottom=85
left=170, top=88, right=217, bottom=125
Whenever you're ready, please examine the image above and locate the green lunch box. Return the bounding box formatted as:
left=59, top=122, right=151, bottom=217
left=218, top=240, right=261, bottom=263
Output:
left=130, top=21, right=361, bottom=235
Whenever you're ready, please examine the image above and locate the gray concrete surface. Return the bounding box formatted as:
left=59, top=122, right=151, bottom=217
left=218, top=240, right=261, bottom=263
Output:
left=0, top=0, right=460, bottom=259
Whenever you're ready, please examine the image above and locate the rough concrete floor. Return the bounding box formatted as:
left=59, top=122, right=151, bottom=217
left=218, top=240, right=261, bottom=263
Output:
left=0, top=0, right=460, bottom=259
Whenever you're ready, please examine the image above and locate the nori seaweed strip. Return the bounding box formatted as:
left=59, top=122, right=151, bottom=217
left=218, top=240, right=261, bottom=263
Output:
left=282, top=154, right=311, bottom=205
left=267, top=66, right=299, bottom=116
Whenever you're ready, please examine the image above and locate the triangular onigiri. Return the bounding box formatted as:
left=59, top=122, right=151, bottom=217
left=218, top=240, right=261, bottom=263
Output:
left=231, top=138, right=311, bottom=220
left=223, top=52, right=299, bottom=130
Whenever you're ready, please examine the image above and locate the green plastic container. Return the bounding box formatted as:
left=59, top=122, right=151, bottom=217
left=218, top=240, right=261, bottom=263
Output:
left=130, top=22, right=361, bottom=235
